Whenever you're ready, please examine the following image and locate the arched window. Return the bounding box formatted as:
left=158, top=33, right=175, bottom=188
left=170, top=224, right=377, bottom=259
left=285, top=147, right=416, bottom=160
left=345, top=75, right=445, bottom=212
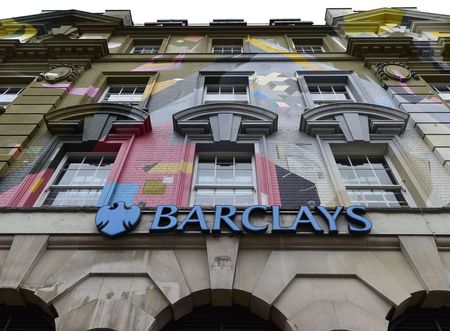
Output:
left=388, top=306, right=450, bottom=330
left=0, top=303, right=55, bottom=330
left=161, top=305, right=281, bottom=331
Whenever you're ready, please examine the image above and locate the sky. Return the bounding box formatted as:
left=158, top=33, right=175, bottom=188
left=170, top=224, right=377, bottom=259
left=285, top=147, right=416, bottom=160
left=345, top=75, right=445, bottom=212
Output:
left=1, top=0, right=450, bottom=24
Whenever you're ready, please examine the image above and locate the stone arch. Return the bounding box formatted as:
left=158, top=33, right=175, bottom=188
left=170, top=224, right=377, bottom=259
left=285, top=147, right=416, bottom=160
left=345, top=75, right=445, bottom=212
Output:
left=160, top=304, right=283, bottom=331
left=386, top=290, right=450, bottom=330
left=0, top=287, right=58, bottom=329
left=386, top=290, right=450, bottom=322
left=153, top=288, right=293, bottom=331
left=299, top=101, right=409, bottom=141
left=44, top=102, right=151, bottom=140
left=173, top=102, right=278, bottom=140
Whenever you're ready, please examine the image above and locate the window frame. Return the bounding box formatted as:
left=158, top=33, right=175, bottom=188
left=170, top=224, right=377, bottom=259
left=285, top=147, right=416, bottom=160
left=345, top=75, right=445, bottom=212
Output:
left=431, top=83, right=450, bottom=102
left=130, top=45, right=161, bottom=54
left=203, top=78, right=250, bottom=104
left=334, top=153, right=409, bottom=208
left=35, top=151, right=117, bottom=207
left=306, top=81, right=356, bottom=105
left=0, top=85, right=25, bottom=107
left=297, top=71, right=370, bottom=108
left=294, top=44, right=325, bottom=54
left=99, top=84, right=147, bottom=107
left=319, top=138, right=416, bottom=207
left=190, top=151, right=258, bottom=207
left=128, top=37, right=168, bottom=54
left=208, top=37, right=246, bottom=53
left=195, top=72, right=254, bottom=106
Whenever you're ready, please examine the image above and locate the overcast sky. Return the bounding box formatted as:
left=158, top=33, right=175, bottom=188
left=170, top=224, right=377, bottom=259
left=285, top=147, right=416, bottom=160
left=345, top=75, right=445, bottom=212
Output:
left=2, top=0, right=450, bottom=24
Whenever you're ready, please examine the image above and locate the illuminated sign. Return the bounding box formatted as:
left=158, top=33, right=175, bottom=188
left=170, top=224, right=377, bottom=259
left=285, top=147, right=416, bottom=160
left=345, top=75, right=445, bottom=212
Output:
left=96, top=203, right=372, bottom=238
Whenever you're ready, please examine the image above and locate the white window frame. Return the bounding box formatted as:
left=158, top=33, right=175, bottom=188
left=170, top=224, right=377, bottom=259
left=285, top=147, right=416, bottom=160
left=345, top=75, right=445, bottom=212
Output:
left=295, top=44, right=325, bottom=53
left=0, top=85, right=25, bottom=107
left=190, top=151, right=258, bottom=207
left=35, top=152, right=116, bottom=207
left=431, top=83, right=450, bottom=102
left=202, top=77, right=250, bottom=104
left=203, top=82, right=249, bottom=104
left=212, top=45, right=243, bottom=54
left=307, top=82, right=356, bottom=105
left=297, top=71, right=370, bottom=109
left=319, top=139, right=416, bottom=207
left=334, top=153, right=410, bottom=207
left=99, top=84, right=146, bottom=107
left=130, top=45, right=160, bottom=54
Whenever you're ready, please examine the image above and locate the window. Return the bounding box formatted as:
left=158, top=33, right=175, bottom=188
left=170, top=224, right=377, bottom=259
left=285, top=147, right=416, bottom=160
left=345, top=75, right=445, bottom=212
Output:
left=100, top=85, right=145, bottom=106
left=203, top=76, right=249, bottom=103
left=298, top=72, right=368, bottom=108
left=294, top=44, right=324, bottom=53
left=40, top=154, right=115, bottom=207
left=131, top=45, right=160, bottom=54
left=0, top=86, right=24, bottom=107
left=192, top=153, right=257, bottom=206
left=292, top=38, right=325, bottom=53
left=212, top=39, right=243, bottom=54
left=307, top=82, right=354, bottom=104
left=431, top=83, right=450, bottom=101
left=334, top=154, right=408, bottom=207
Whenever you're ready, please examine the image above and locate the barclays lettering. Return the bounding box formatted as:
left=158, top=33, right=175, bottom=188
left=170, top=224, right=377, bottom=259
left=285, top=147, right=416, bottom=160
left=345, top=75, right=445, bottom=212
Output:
left=96, top=202, right=372, bottom=238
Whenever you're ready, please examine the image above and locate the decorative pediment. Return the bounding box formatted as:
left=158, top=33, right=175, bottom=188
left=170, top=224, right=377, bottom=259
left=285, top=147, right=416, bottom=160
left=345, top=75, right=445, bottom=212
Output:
left=44, top=103, right=151, bottom=141
left=299, top=102, right=409, bottom=141
left=173, top=103, right=278, bottom=141
left=12, top=9, right=123, bottom=29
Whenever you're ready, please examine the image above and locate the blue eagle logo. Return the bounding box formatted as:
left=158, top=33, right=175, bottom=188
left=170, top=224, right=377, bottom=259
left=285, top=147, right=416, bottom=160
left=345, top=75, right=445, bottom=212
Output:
left=95, top=201, right=142, bottom=238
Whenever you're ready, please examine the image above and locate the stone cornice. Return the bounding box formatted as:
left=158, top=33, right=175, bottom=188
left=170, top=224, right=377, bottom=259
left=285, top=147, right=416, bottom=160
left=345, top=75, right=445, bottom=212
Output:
left=0, top=39, right=109, bottom=62
left=0, top=209, right=449, bottom=250
left=347, top=37, right=416, bottom=58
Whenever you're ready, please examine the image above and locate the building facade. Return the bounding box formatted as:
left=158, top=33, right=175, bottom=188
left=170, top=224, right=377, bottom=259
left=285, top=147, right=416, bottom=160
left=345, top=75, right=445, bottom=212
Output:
left=0, top=7, right=450, bottom=330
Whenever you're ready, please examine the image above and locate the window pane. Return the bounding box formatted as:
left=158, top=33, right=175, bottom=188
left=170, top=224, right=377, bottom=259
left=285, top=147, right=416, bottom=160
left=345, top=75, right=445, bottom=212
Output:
left=235, top=189, right=255, bottom=205
left=339, top=169, right=358, bottom=184
left=348, top=189, right=407, bottom=208
left=135, top=86, right=146, bottom=94
left=44, top=188, right=101, bottom=206
left=195, top=189, right=214, bottom=205
left=354, top=169, right=378, bottom=185
left=349, top=156, right=370, bottom=168
left=234, top=85, right=247, bottom=94
left=215, top=189, right=234, bottom=205
left=221, top=86, right=233, bottom=94
left=108, top=87, right=121, bottom=94
left=374, top=169, right=397, bottom=185
left=207, top=85, right=220, bottom=94
left=197, top=169, right=215, bottom=184
left=216, top=169, right=234, bottom=184
left=235, top=169, right=252, bottom=184
left=198, top=156, right=215, bottom=169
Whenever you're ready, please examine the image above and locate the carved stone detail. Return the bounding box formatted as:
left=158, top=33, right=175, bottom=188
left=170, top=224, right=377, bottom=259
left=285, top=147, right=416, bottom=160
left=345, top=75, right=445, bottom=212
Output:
left=37, top=64, right=83, bottom=84
left=374, top=62, right=420, bottom=82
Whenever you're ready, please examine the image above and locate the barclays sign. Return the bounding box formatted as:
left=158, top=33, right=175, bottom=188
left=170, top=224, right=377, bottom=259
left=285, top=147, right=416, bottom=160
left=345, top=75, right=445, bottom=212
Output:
left=96, top=203, right=372, bottom=238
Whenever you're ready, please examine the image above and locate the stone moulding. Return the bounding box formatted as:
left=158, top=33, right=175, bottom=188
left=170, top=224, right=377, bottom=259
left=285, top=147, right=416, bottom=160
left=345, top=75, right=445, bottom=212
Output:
left=44, top=102, right=151, bottom=140
left=299, top=102, right=409, bottom=141
left=173, top=102, right=278, bottom=141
